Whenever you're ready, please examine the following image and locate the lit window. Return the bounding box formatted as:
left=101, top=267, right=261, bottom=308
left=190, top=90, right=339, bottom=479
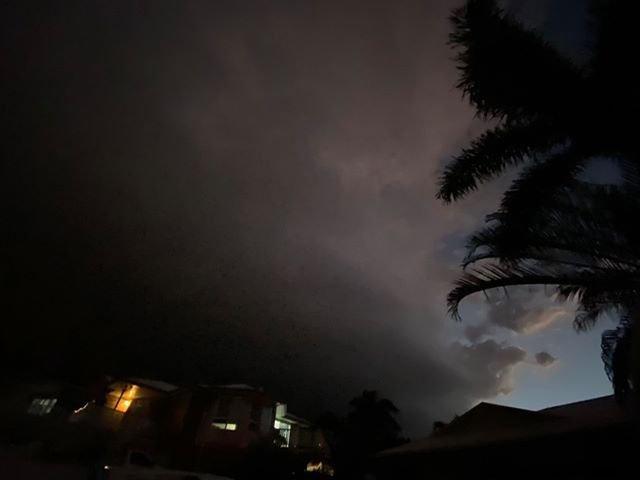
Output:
left=116, top=399, right=132, bottom=413
left=105, top=384, right=139, bottom=413
left=212, top=420, right=237, bottom=431
left=28, top=398, right=58, bottom=416
left=274, top=419, right=291, bottom=447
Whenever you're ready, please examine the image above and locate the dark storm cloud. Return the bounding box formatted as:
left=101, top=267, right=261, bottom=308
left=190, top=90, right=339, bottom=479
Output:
left=535, top=352, right=557, bottom=367
left=2, top=0, right=580, bottom=435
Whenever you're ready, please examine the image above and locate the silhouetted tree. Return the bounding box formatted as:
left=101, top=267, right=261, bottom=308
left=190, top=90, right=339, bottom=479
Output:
left=346, top=391, right=401, bottom=454
left=438, top=0, right=640, bottom=400
left=318, top=391, right=405, bottom=479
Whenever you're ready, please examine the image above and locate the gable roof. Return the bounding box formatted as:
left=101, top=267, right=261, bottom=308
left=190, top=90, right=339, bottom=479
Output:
left=441, top=402, right=555, bottom=436
left=379, top=395, right=629, bottom=457
left=539, top=395, right=625, bottom=423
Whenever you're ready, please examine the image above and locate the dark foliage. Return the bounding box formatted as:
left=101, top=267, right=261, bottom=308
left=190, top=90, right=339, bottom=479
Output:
left=318, top=391, right=405, bottom=479
left=439, top=0, right=640, bottom=398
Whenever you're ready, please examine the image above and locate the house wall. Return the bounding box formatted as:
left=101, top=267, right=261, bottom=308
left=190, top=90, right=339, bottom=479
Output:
left=0, top=381, right=118, bottom=463
left=0, top=380, right=90, bottom=443
left=195, top=389, right=275, bottom=449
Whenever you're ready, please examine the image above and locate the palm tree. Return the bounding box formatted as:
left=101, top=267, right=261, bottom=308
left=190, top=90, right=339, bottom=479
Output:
left=438, top=0, right=640, bottom=398
left=439, top=0, right=640, bottom=206
left=449, top=183, right=640, bottom=395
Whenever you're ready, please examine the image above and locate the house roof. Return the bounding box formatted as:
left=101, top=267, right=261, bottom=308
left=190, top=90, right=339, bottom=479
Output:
left=539, top=395, right=625, bottom=423
left=379, top=395, right=630, bottom=457
left=125, top=378, right=180, bottom=393
left=277, top=411, right=313, bottom=427
left=437, top=402, right=556, bottom=436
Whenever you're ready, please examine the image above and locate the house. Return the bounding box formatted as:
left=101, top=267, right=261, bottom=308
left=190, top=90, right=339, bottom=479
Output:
left=0, top=377, right=120, bottom=462
left=67, top=377, right=180, bottom=433
left=0, top=377, right=332, bottom=476
left=374, top=395, right=637, bottom=480
left=115, top=383, right=331, bottom=474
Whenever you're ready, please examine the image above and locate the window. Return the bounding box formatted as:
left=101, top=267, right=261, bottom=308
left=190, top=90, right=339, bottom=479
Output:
left=274, top=419, right=291, bottom=447
left=211, top=419, right=237, bottom=431
left=104, top=384, right=139, bottom=413
left=28, top=397, right=57, bottom=416
left=116, top=398, right=132, bottom=413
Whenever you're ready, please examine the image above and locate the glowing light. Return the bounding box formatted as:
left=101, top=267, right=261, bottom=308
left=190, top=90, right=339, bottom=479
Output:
left=107, top=384, right=140, bottom=413
left=306, top=461, right=334, bottom=476
left=212, top=421, right=237, bottom=431
left=73, top=402, right=90, bottom=414
left=116, top=399, right=132, bottom=412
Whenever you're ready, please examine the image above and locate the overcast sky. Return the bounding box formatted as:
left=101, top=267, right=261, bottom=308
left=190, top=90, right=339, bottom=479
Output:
left=2, top=0, right=613, bottom=436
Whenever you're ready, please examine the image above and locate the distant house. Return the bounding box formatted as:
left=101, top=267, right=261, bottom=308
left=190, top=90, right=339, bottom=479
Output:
left=115, top=383, right=331, bottom=473
left=115, top=383, right=277, bottom=452
left=0, top=377, right=332, bottom=476
left=374, top=396, right=637, bottom=480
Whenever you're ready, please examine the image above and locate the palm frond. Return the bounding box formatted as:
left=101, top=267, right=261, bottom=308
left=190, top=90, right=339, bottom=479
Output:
left=448, top=262, right=566, bottom=320
left=619, top=157, right=640, bottom=192
left=571, top=288, right=623, bottom=330
left=437, top=119, right=562, bottom=202
left=448, top=260, right=639, bottom=321
left=493, top=148, right=587, bottom=227
left=450, top=0, right=583, bottom=120
left=465, top=181, right=640, bottom=268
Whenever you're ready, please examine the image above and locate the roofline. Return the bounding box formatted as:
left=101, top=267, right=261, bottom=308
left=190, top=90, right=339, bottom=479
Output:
left=116, top=377, right=181, bottom=393
left=458, top=401, right=553, bottom=420
left=474, top=402, right=537, bottom=414
left=278, top=412, right=312, bottom=426
left=538, top=394, right=614, bottom=412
